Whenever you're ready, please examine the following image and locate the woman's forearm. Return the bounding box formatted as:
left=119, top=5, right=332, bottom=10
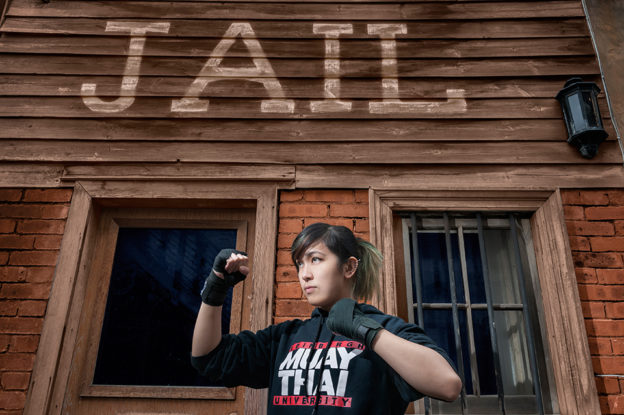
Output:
left=192, top=303, right=223, bottom=357
left=372, top=329, right=462, bottom=402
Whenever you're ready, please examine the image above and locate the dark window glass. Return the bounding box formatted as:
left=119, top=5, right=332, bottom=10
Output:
left=93, top=228, right=237, bottom=387
left=417, top=233, right=464, bottom=304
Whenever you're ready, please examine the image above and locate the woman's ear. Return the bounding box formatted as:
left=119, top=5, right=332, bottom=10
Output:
left=343, top=256, right=359, bottom=279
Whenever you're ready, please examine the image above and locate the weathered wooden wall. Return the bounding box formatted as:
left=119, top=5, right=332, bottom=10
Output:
left=0, top=0, right=622, bottom=182
left=583, top=0, right=624, bottom=159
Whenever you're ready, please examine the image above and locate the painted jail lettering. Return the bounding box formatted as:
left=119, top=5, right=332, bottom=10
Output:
left=171, top=23, right=294, bottom=113
left=81, top=22, right=171, bottom=113
left=82, top=21, right=467, bottom=114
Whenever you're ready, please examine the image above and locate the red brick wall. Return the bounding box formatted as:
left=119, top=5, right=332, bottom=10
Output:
left=562, top=189, right=624, bottom=415
left=0, top=188, right=72, bottom=414
left=276, top=188, right=624, bottom=413
left=275, top=189, right=369, bottom=324
left=3, top=187, right=621, bottom=413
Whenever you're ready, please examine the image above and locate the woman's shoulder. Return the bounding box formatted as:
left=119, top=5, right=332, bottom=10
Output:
left=359, top=303, right=425, bottom=335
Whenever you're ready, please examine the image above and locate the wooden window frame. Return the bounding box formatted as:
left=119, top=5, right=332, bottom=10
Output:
left=369, top=188, right=601, bottom=415
left=78, top=210, right=251, bottom=401
left=24, top=179, right=284, bottom=415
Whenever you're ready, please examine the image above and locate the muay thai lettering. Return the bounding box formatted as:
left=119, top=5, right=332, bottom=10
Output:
left=276, top=341, right=363, bottom=407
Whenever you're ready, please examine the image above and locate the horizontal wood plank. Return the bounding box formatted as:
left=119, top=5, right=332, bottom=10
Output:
left=2, top=162, right=623, bottom=190
left=7, top=0, right=585, bottom=20
left=2, top=140, right=621, bottom=164
left=0, top=163, right=65, bottom=187
left=0, top=17, right=590, bottom=39
left=62, top=163, right=295, bottom=181
left=0, top=118, right=577, bottom=141
left=0, top=75, right=603, bottom=98
left=0, top=96, right=611, bottom=119
left=0, top=55, right=599, bottom=77
left=0, top=36, right=594, bottom=58
left=36, top=0, right=584, bottom=3
left=295, top=164, right=624, bottom=189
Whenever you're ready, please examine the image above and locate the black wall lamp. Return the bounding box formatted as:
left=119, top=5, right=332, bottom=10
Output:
left=556, top=77, right=608, bottom=159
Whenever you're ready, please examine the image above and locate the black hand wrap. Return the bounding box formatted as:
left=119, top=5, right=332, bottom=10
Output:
left=327, top=298, right=383, bottom=349
left=200, top=249, right=247, bottom=306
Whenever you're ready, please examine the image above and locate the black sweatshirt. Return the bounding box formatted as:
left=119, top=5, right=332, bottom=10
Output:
left=191, top=304, right=455, bottom=414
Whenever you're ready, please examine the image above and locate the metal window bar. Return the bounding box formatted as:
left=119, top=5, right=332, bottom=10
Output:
left=509, top=214, right=544, bottom=415
left=409, top=213, right=431, bottom=415
left=476, top=213, right=506, bottom=415
left=443, top=213, right=467, bottom=414
left=457, top=225, right=481, bottom=397
left=402, top=218, right=415, bottom=325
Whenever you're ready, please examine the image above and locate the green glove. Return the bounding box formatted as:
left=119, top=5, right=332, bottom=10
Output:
left=200, top=249, right=247, bottom=306
left=327, top=298, right=383, bottom=349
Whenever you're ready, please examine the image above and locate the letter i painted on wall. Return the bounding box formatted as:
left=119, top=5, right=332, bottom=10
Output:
left=81, top=22, right=171, bottom=112
left=310, top=24, right=353, bottom=113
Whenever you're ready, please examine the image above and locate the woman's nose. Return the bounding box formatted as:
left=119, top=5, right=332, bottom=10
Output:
left=300, top=264, right=312, bottom=280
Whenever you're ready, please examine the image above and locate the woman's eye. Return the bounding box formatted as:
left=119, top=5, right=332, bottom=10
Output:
left=312, top=257, right=321, bottom=263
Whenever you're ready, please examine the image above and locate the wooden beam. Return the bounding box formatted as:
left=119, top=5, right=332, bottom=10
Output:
left=2, top=140, right=622, bottom=164
left=0, top=36, right=594, bottom=58
left=244, top=184, right=277, bottom=415
left=531, top=191, right=601, bottom=414
left=1, top=17, right=590, bottom=39
left=0, top=163, right=64, bottom=187
left=0, top=96, right=611, bottom=120
left=0, top=76, right=604, bottom=99
left=7, top=0, right=585, bottom=20
left=77, top=180, right=287, bottom=200
left=295, top=164, right=624, bottom=189
left=23, top=183, right=93, bottom=415
left=62, top=163, right=295, bottom=182
left=3, top=118, right=615, bottom=143
left=0, top=55, right=599, bottom=77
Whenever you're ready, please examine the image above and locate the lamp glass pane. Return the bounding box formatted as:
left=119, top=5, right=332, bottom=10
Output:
left=566, top=93, right=588, bottom=133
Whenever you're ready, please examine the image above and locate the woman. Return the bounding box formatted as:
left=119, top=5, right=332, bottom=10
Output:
left=192, top=222, right=461, bottom=414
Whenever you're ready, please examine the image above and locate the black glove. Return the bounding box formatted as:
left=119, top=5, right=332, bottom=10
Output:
left=200, top=249, right=247, bottom=306
left=327, top=298, right=383, bottom=349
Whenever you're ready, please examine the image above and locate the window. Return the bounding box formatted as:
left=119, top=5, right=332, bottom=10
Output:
left=369, top=189, right=601, bottom=415
left=25, top=180, right=282, bottom=415
left=399, top=212, right=556, bottom=414
left=66, top=207, right=254, bottom=414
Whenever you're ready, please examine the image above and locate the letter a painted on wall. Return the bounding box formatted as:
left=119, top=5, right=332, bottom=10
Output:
left=172, top=23, right=294, bottom=113
left=81, top=22, right=171, bottom=113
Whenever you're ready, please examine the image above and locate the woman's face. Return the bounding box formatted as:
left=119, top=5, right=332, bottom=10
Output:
left=296, top=241, right=356, bottom=310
